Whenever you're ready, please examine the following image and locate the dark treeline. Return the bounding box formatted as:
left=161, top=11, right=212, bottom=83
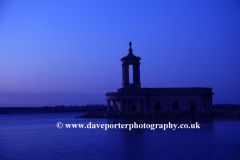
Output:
left=0, top=104, right=107, bottom=114
left=212, top=104, right=240, bottom=109
left=1, top=104, right=239, bottom=114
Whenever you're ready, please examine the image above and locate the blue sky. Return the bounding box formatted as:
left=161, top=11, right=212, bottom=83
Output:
left=0, top=0, right=240, bottom=106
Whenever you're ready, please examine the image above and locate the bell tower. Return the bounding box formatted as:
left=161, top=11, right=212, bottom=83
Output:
left=121, top=41, right=141, bottom=89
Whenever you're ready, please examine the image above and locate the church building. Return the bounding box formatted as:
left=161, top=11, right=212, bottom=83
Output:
left=105, top=42, right=214, bottom=112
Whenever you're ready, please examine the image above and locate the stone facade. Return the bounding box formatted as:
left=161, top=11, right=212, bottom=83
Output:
left=105, top=42, right=214, bottom=112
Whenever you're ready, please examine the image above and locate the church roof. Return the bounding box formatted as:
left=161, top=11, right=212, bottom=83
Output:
left=121, top=41, right=141, bottom=61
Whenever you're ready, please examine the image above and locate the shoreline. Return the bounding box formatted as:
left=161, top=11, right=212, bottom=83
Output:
left=77, top=109, right=240, bottom=118
left=0, top=106, right=106, bottom=114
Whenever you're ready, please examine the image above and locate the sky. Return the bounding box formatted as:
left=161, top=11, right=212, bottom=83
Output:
left=0, top=0, right=240, bottom=107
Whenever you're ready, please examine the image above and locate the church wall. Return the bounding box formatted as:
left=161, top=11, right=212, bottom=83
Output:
left=106, top=92, right=212, bottom=112
left=145, top=94, right=207, bottom=111
left=203, top=95, right=212, bottom=110
left=128, top=100, right=141, bottom=111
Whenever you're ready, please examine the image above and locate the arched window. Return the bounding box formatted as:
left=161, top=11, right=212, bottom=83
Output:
left=131, top=105, right=136, bottom=111
left=156, top=102, right=161, bottom=110
left=191, top=102, right=196, bottom=110
left=173, top=102, right=178, bottom=110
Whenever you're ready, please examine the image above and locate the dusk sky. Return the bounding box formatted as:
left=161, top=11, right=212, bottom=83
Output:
left=0, top=0, right=240, bottom=106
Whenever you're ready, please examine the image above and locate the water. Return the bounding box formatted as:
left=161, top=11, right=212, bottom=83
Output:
left=0, top=112, right=240, bottom=160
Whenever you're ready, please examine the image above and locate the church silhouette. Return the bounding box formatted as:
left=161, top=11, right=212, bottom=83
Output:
left=105, top=42, right=213, bottom=112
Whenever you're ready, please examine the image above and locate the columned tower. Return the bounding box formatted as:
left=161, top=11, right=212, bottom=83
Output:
left=121, top=41, right=141, bottom=88
left=106, top=42, right=213, bottom=112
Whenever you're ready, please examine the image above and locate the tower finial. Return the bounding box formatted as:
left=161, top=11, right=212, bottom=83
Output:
left=128, top=41, right=133, bottom=54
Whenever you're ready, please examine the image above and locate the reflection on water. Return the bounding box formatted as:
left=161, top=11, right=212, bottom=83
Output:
left=0, top=112, right=239, bottom=160
left=107, top=117, right=214, bottom=124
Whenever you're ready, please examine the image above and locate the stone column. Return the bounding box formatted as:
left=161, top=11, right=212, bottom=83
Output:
left=117, top=100, right=119, bottom=112
left=126, top=65, right=129, bottom=86
left=132, top=63, right=141, bottom=88
left=144, top=99, right=147, bottom=111
left=122, top=65, right=125, bottom=87
left=107, top=100, right=110, bottom=112
left=186, top=99, right=189, bottom=110
left=182, top=99, right=185, bottom=110
left=113, top=100, right=116, bottom=112
left=133, top=64, right=137, bottom=84
left=166, top=99, right=169, bottom=111
left=139, top=99, right=142, bottom=111
left=119, top=100, right=123, bottom=112
left=138, top=64, right=141, bottom=88
left=200, top=98, right=204, bottom=110
left=122, top=64, right=129, bottom=88
left=168, top=100, right=172, bottom=111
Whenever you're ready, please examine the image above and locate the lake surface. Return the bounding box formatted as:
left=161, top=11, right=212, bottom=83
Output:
left=0, top=112, right=240, bottom=160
